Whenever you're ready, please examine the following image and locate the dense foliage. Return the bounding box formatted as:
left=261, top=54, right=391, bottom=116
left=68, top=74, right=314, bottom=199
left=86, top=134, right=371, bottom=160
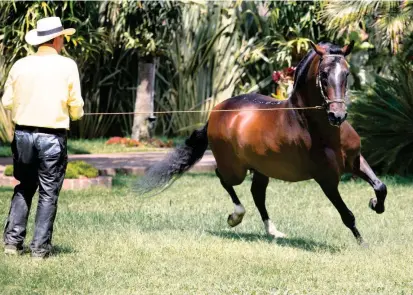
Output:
left=349, top=61, right=413, bottom=175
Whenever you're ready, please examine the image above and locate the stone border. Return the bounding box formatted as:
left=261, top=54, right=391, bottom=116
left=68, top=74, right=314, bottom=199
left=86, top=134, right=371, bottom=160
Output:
left=0, top=174, right=112, bottom=190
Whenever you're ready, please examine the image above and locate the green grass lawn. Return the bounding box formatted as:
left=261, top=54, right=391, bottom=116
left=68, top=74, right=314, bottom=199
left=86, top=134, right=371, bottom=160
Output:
left=1, top=174, right=413, bottom=294
left=0, top=136, right=186, bottom=157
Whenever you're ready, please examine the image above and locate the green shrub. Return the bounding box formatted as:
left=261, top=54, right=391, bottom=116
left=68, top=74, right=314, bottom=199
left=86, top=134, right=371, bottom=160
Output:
left=3, top=161, right=99, bottom=179
left=65, top=161, right=99, bottom=179
left=4, top=165, right=13, bottom=176
left=349, top=60, right=413, bottom=175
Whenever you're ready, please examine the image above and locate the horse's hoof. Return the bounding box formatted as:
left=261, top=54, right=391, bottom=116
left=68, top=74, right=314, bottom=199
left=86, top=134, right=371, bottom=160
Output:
left=264, top=220, right=286, bottom=238
left=269, top=231, right=287, bottom=239
left=369, top=198, right=385, bottom=214
left=357, top=237, right=369, bottom=248
left=359, top=241, right=369, bottom=248
left=227, top=213, right=243, bottom=227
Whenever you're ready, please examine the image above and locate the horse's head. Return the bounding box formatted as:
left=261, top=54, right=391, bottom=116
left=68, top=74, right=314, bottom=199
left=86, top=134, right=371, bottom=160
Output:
left=310, top=41, right=354, bottom=127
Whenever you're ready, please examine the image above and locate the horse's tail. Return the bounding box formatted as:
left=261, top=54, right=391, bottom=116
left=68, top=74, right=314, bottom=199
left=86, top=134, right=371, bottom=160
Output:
left=135, top=123, right=209, bottom=195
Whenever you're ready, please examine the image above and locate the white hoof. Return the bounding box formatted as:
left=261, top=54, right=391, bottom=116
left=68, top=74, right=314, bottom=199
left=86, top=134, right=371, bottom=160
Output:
left=227, top=204, right=245, bottom=227
left=264, top=220, right=286, bottom=238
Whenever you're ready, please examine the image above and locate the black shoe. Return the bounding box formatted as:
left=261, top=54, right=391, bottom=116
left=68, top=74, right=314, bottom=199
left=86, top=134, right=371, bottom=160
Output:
left=31, top=251, right=50, bottom=260
left=4, top=244, right=24, bottom=256
left=30, top=243, right=52, bottom=259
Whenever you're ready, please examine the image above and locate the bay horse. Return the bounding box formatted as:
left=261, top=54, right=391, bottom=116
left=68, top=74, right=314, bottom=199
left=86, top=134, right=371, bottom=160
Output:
left=137, top=41, right=387, bottom=246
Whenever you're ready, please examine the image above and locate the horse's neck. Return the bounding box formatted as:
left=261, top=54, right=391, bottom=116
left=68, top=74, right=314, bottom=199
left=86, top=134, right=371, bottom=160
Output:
left=289, top=90, right=341, bottom=146
left=289, top=90, right=309, bottom=108
left=289, top=77, right=319, bottom=107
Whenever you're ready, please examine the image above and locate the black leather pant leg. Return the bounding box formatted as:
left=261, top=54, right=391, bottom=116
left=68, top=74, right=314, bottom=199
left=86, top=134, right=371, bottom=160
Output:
left=29, top=133, right=67, bottom=255
left=3, top=131, right=39, bottom=247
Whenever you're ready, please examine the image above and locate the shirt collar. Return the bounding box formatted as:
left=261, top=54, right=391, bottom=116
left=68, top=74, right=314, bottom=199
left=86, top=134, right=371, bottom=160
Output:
left=36, top=46, right=58, bottom=56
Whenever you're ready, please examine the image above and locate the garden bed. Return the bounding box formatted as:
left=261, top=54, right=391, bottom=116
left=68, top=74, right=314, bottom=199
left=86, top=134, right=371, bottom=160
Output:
left=0, top=161, right=112, bottom=190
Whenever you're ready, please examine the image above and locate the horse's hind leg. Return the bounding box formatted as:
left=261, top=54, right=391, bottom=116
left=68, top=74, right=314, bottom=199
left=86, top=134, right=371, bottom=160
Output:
left=316, top=179, right=367, bottom=246
left=215, top=168, right=246, bottom=227
left=352, top=154, right=387, bottom=214
left=251, top=171, right=286, bottom=238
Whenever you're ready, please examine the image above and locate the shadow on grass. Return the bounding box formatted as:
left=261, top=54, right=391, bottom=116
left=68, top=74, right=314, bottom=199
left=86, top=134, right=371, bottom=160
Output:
left=52, top=245, right=76, bottom=256
left=17, top=244, right=75, bottom=256
left=207, top=230, right=342, bottom=253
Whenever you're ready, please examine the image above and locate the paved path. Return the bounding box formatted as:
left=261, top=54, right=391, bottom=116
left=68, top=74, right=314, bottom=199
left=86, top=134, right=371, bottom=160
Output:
left=0, top=150, right=217, bottom=176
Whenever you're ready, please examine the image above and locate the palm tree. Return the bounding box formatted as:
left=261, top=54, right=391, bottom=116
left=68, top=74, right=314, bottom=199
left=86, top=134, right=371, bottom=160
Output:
left=321, top=0, right=413, bottom=54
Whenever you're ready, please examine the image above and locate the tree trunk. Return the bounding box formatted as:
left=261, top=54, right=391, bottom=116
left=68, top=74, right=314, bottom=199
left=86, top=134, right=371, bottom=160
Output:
left=131, top=59, right=157, bottom=140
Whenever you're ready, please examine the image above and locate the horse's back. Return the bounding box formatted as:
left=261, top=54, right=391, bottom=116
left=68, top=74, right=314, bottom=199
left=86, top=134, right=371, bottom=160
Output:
left=215, top=93, right=284, bottom=110
left=208, top=93, right=289, bottom=142
left=208, top=93, right=313, bottom=183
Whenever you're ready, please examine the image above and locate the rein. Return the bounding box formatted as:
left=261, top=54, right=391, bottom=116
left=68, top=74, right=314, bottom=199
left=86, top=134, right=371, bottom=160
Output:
left=84, top=106, right=324, bottom=116
left=84, top=55, right=350, bottom=117
left=315, top=54, right=348, bottom=108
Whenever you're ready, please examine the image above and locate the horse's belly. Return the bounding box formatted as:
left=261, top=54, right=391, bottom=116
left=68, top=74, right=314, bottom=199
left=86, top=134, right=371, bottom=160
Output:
left=245, top=152, right=313, bottom=182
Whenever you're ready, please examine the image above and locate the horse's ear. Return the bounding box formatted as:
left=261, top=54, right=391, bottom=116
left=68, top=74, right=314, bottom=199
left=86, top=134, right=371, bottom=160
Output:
left=341, top=40, right=355, bottom=56
left=310, top=41, right=326, bottom=56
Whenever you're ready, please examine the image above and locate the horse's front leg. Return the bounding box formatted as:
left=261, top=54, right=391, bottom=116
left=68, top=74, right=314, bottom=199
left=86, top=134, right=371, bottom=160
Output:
left=352, top=154, right=387, bottom=214
left=313, top=147, right=366, bottom=245
left=315, top=178, right=367, bottom=246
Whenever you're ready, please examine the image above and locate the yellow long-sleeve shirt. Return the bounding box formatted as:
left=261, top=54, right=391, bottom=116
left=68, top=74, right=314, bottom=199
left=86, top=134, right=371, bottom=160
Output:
left=1, top=46, right=84, bottom=130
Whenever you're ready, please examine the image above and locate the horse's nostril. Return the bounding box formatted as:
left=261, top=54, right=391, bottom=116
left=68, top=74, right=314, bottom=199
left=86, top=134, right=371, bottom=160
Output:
left=328, top=112, right=347, bottom=124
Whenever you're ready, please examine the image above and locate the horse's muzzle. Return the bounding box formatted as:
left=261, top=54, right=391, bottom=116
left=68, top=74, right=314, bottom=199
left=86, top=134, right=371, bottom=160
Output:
left=328, top=111, right=348, bottom=126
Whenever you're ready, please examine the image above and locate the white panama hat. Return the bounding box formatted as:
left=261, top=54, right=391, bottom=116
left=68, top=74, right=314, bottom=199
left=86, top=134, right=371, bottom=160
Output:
left=25, top=16, right=75, bottom=46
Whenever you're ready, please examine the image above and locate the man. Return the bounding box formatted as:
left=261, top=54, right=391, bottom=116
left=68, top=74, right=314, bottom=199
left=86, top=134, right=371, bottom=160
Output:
left=1, top=16, right=84, bottom=259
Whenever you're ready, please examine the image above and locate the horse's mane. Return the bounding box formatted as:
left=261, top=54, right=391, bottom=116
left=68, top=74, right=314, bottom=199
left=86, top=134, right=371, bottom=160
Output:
left=292, top=41, right=344, bottom=92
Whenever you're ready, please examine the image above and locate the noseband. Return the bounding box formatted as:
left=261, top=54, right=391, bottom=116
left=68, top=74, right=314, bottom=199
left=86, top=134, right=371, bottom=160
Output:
left=316, top=54, right=348, bottom=109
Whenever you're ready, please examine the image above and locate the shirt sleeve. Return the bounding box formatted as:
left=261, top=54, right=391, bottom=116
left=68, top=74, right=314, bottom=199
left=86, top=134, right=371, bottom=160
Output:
left=68, top=62, right=84, bottom=121
left=1, top=67, right=14, bottom=110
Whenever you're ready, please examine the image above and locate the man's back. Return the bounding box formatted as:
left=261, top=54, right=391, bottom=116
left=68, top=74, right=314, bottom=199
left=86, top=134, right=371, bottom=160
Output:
left=2, top=46, right=84, bottom=129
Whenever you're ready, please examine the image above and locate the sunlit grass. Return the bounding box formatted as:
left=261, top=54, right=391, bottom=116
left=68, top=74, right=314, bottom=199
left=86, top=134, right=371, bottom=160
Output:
left=0, top=174, right=412, bottom=294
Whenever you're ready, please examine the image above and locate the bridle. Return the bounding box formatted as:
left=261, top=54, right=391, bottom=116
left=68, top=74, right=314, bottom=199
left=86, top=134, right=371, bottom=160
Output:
left=315, top=54, right=348, bottom=109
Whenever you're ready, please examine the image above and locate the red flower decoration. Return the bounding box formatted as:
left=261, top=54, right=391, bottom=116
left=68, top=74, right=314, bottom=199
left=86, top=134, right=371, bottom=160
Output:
left=272, top=71, right=281, bottom=83
left=285, top=67, right=296, bottom=76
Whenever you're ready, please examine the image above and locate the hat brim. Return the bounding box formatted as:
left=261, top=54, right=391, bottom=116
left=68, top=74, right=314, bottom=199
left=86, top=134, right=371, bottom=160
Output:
left=25, top=28, right=75, bottom=46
